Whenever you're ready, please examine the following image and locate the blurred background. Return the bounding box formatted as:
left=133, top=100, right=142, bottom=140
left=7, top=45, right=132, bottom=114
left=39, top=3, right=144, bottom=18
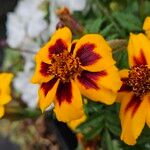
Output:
left=0, top=0, right=150, bottom=149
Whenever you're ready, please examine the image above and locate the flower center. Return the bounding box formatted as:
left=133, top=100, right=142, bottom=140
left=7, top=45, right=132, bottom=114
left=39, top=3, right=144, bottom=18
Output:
left=126, top=65, right=150, bottom=97
left=49, top=51, right=81, bottom=82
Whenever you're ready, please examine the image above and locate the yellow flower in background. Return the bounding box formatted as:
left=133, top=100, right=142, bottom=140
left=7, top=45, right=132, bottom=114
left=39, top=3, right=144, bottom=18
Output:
left=67, top=113, right=87, bottom=130
left=143, top=17, right=150, bottom=39
left=117, top=33, right=150, bottom=145
left=32, top=27, right=121, bottom=122
left=0, top=73, right=13, bottom=118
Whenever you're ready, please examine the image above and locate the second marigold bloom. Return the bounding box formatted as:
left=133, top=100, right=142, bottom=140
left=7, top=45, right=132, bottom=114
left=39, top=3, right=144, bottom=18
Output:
left=118, top=33, right=150, bottom=145
left=32, top=27, right=121, bottom=122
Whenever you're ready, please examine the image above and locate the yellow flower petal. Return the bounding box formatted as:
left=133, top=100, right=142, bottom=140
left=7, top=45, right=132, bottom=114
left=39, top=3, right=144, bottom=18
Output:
left=51, top=27, right=72, bottom=48
left=38, top=78, right=59, bottom=112
left=97, top=66, right=122, bottom=93
left=31, top=58, right=54, bottom=84
left=54, top=80, right=84, bottom=122
left=131, top=95, right=148, bottom=140
left=119, top=69, right=129, bottom=78
left=120, top=92, right=136, bottom=145
left=73, top=34, right=115, bottom=72
left=128, top=33, right=150, bottom=67
left=121, top=109, right=136, bottom=145
left=68, top=113, right=87, bottom=130
left=143, top=17, right=150, bottom=39
left=0, top=105, right=4, bottom=118
left=0, top=95, right=11, bottom=105
left=75, top=71, right=117, bottom=105
left=117, top=69, right=130, bottom=102
left=32, top=27, right=72, bottom=84
left=119, top=92, right=133, bottom=125
left=0, top=73, right=13, bottom=105
left=120, top=92, right=148, bottom=145
left=143, top=17, right=150, bottom=30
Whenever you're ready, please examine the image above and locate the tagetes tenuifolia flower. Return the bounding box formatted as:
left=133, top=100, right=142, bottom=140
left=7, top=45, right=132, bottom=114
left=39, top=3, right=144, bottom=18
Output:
left=118, top=33, right=150, bottom=145
left=0, top=73, right=13, bottom=118
left=32, top=27, right=121, bottom=122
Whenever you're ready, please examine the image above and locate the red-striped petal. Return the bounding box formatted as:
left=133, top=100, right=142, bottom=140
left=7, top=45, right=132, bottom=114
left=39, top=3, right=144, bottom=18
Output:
left=49, top=39, right=68, bottom=57
left=41, top=78, right=58, bottom=96
left=77, top=70, right=105, bottom=90
left=56, top=81, right=72, bottom=105
left=76, top=43, right=101, bottom=66
left=133, top=50, right=147, bottom=66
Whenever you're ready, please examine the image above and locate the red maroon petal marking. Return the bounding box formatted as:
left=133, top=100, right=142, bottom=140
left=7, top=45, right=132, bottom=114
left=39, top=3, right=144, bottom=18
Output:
left=125, top=94, right=141, bottom=117
left=41, top=78, right=58, bottom=96
left=70, top=42, right=77, bottom=54
left=76, top=43, right=101, bottom=66
left=56, top=81, right=72, bottom=105
left=133, top=50, right=147, bottom=66
left=40, top=62, right=51, bottom=76
left=49, top=39, right=67, bottom=56
left=77, top=70, right=107, bottom=90
left=118, top=78, right=132, bottom=92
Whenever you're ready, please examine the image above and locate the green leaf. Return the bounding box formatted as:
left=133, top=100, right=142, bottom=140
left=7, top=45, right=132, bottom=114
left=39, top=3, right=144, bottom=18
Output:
left=113, top=49, right=129, bottom=69
left=112, top=140, right=121, bottom=150
left=137, top=125, right=150, bottom=144
left=113, top=12, right=142, bottom=32
left=100, top=23, right=114, bottom=36
left=106, top=114, right=121, bottom=136
left=77, top=114, right=104, bottom=133
left=84, top=100, right=103, bottom=115
left=85, top=17, right=105, bottom=33
left=84, top=124, right=103, bottom=140
left=103, top=130, right=114, bottom=150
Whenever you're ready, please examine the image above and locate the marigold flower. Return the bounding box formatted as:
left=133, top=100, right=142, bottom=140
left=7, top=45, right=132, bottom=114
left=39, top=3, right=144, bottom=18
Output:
left=32, top=27, right=121, bottom=122
left=143, top=17, right=150, bottom=39
left=118, top=33, right=150, bottom=145
left=0, top=73, right=13, bottom=118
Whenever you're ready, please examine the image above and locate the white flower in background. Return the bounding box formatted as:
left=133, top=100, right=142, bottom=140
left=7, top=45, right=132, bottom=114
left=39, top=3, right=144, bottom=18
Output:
left=13, top=56, right=40, bottom=108
left=6, top=14, right=25, bottom=48
left=7, top=0, right=86, bottom=47
left=13, top=67, right=39, bottom=108
left=6, top=0, right=48, bottom=49
left=55, top=0, right=86, bottom=12
left=6, top=0, right=48, bottom=108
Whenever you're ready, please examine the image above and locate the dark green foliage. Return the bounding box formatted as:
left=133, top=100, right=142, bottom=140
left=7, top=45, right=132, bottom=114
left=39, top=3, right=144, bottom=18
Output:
left=113, top=49, right=129, bottom=69
left=113, top=12, right=142, bottom=32
left=77, top=101, right=121, bottom=144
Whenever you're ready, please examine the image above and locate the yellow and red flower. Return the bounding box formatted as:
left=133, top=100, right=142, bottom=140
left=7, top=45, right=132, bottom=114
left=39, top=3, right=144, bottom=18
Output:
left=0, top=73, right=13, bottom=118
left=32, top=27, right=121, bottom=122
left=118, top=33, right=150, bottom=145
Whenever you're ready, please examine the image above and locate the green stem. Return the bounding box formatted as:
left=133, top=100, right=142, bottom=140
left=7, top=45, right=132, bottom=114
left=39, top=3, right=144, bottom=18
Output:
left=139, top=0, right=145, bottom=19
left=103, top=129, right=114, bottom=150
left=4, top=107, right=41, bottom=120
